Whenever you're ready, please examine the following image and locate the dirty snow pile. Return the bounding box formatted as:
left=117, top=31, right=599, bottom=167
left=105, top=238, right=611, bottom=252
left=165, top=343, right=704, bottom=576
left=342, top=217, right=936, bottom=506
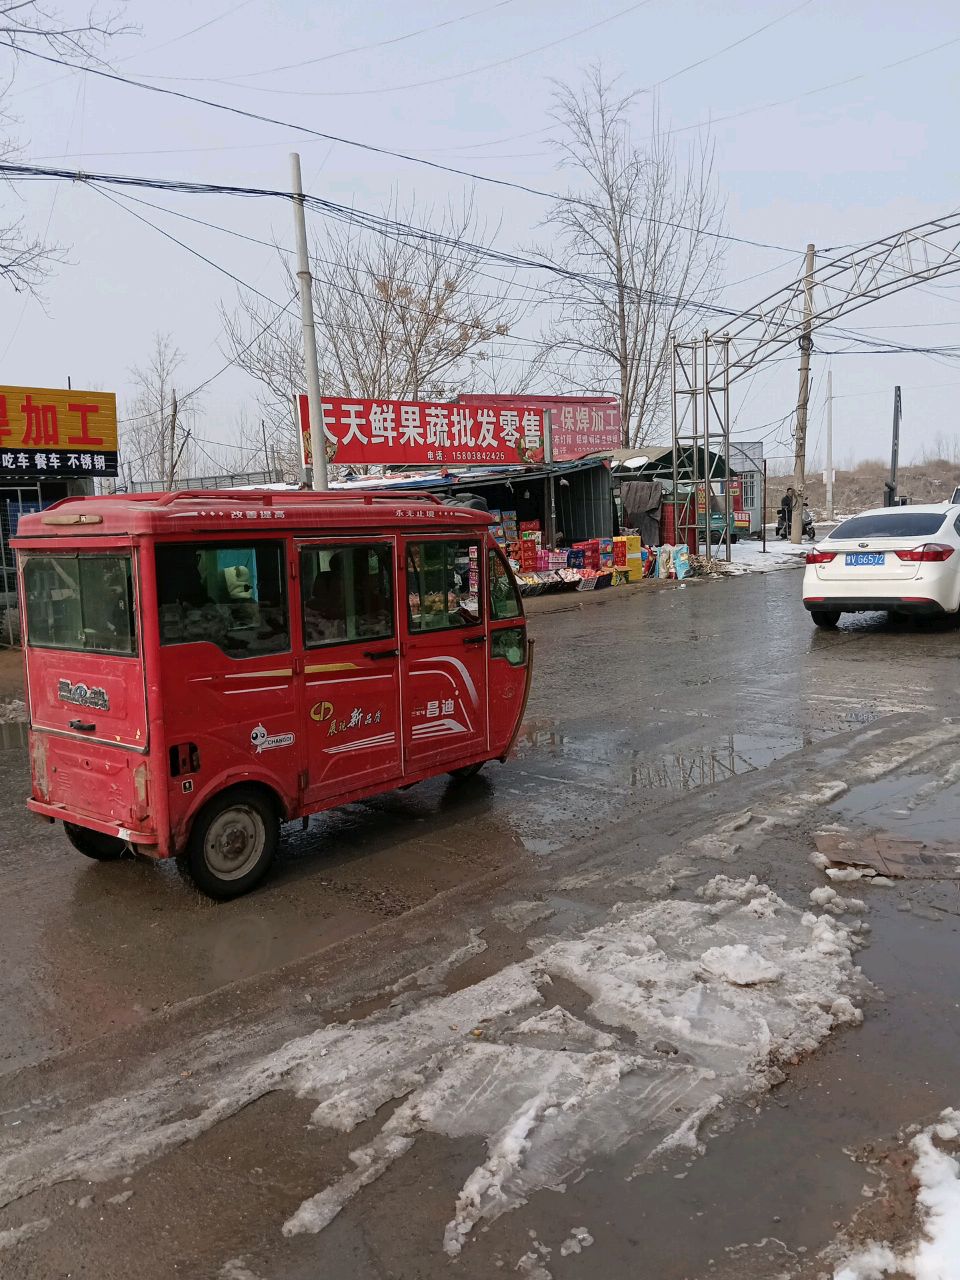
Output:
left=716, top=541, right=809, bottom=575
left=0, top=699, right=26, bottom=724
left=834, top=1109, right=960, bottom=1280
left=0, top=878, right=864, bottom=1260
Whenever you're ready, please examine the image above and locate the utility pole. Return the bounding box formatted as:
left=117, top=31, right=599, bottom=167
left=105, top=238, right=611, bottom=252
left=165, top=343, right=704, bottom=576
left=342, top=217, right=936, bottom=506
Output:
left=790, top=242, right=816, bottom=543
left=166, top=388, right=179, bottom=489
left=290, top=152, right=328, bottom=492
left=543, top=411, right=556, bottom=550
left=884, top=386, right=902, bottom=506
left=261, top=419, right=270, bottom=475
left=825, top=367, right=834, bottom=522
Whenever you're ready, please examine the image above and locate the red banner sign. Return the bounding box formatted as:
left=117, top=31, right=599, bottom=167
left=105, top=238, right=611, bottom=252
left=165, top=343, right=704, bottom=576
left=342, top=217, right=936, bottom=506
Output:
left=299, top=396, right=545, bottom=468
left=458, top=394, right=622, bottom=461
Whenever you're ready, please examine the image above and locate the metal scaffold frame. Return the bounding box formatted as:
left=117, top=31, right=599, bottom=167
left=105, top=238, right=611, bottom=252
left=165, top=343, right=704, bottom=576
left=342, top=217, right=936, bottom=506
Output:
left=671, top=332, right=732, bottom=562
left=671, top=208, right=960, bottom=547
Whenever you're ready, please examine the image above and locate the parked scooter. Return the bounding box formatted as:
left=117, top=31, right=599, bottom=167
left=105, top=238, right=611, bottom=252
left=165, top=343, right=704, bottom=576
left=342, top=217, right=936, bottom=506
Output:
left=776, top=504, right=816, bottom=541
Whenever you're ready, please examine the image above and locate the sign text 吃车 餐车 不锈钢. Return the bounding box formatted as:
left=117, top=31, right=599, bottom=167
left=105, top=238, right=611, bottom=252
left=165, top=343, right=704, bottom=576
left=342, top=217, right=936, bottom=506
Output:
left=0, top=386, right=118, bottom=478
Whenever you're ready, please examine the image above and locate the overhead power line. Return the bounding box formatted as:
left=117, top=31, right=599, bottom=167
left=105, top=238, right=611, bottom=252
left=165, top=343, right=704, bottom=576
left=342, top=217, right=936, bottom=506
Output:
left=201, top=1, right=655, bottom=97
left=660, top=30, right=960, bottom=140
left=2, top=160, right=761, bottom=321
left=163, top=0, right=520, bottom=81
left=0, top=42, right=799, bottom=254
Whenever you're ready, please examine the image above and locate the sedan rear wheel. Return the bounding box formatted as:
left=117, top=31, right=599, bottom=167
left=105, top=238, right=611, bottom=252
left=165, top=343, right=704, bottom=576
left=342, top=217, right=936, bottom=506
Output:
left=811, top=609, right=841, bottom=629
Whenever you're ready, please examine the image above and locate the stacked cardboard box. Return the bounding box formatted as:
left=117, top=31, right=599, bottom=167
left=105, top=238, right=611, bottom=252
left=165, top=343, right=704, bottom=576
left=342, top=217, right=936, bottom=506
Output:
left=572, top=540, right=601, bottom=570
left=535, top=549, right=570, bottom=571
left=614, top=535, right=645, bottom=581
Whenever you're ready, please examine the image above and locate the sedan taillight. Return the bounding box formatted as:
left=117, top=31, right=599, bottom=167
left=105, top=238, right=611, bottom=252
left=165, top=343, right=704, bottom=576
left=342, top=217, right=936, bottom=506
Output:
left=894, top=543, right=955, bottom=563
left=806, top=550, right=837, bottom=564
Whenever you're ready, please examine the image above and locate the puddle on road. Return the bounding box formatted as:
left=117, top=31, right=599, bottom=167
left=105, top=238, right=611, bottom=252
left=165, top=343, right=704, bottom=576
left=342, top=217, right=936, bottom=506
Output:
left=0, top=720, right=27, bottom=752
left=514, top=720, right=818, bottom=794
left=831, top=770, right=960, bottom=845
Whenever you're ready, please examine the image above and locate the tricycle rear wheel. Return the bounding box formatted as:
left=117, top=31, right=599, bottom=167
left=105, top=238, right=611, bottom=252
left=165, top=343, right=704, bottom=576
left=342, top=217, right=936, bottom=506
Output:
left=64, top=822, right=126, bottom=861
left=178, top=787, right=278, bottom=900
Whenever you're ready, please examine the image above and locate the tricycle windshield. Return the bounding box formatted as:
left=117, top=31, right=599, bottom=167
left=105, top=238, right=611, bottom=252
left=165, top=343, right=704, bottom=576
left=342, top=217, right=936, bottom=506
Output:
left=22, top=552, right=136, bottom=656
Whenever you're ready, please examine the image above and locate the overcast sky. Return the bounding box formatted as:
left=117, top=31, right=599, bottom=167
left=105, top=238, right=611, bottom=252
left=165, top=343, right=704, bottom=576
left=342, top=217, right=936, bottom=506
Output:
left=4, top=0, right=960, bottom=474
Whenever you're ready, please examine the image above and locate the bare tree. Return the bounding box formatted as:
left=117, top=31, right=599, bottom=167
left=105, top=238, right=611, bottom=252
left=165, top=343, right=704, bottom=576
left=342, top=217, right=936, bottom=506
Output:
left=121, top=334, right=204, bottom=485
left=541, top=67, right=725, bottom=448
left=223, top=197, right=532, bottom=472
left=0, top=3, right=130, bottom=295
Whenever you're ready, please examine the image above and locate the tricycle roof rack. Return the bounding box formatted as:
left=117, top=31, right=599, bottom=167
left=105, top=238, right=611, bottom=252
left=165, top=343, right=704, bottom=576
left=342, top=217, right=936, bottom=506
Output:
left=13, top=488, right=493, bottom=541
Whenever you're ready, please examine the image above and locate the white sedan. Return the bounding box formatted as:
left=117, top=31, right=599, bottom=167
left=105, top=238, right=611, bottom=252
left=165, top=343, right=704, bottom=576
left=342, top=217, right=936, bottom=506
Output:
left=802, top=503, right=960, bottom=628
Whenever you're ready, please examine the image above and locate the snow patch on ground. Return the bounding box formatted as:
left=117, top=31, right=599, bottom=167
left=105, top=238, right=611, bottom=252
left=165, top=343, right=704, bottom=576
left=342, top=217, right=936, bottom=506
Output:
left=493, top=901, right=555, bottom=933
left=698, top=945, right=783, bottom=985
left=0, top=699, right=25, bottom=724
left=384, top=929, right=488, bottom=995
left=810, top=887, right=868, bottom=916
left=0, top=1218, right=49, bottom=1249
left=715, top=541, right=809, bottom=575
left=219, top=1259, right=266, bottom=1280
left=559, top=1226, right=594, bottom=1256
left=0, top=880, right=864, bottom=1262
left=515, top=1251, right=552, bottom=1278
left=504, top=1006, right=618, bottom=1052
left=833, top=1108, right=960, bottom=1279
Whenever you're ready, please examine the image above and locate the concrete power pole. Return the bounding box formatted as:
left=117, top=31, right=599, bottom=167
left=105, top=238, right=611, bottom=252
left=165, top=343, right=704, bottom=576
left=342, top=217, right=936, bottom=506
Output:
left=791, top=242, right=816, bottom=544
left=884, top=386, right=902, bottom=506
left=166, top=388, right=179, bottom=489
left=290, top=152, right=328, bottom=492
left=825, top=367, right=834, bottom=522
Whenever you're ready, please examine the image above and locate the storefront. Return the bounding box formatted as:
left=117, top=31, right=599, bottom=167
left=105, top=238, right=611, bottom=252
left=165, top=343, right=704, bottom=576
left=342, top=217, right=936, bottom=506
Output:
left=0, top=385, right=118, bottom=645
left=328, top=459, right=687, bottom=596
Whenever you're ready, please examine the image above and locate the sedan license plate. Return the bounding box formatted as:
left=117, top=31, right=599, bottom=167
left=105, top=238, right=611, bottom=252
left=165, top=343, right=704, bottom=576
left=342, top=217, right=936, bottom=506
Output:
left=845, top=552, right=885, bottom=567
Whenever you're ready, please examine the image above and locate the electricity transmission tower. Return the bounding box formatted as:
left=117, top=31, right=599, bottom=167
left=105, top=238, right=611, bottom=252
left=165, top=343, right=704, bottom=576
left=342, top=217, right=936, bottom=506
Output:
left=672, top=211, right=960, bottom=554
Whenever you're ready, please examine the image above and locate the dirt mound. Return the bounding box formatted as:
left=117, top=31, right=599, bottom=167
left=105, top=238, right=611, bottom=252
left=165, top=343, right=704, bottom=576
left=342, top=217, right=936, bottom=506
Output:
left=794, top=460, right=960, bottom=519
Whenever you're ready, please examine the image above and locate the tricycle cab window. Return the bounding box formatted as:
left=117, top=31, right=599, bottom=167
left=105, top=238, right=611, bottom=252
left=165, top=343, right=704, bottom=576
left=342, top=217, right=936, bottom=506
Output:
left=406, top=540, right=481, bottom=631
left=301, top=543, right=394, bottom=647
left=22, top=553, right=136, bottom=655
left=155, top=541, right=289, bottom=657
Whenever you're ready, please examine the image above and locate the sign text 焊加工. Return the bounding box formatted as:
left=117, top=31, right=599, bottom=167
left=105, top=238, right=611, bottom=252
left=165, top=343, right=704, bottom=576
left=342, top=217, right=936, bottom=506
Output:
left=0, top=386, right=118, bottom=478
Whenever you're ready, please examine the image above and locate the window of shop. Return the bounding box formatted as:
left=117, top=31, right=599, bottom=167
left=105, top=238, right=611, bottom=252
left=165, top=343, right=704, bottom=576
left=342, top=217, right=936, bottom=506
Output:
left=301, top=543, right=394, bottom=647
left=155, top=541, right=289, bottom=658
left=23, top=554, right=136, bottom=655
left=407, top=540, right=481, bottom=631
left=740, top=474, right=757, bottom=508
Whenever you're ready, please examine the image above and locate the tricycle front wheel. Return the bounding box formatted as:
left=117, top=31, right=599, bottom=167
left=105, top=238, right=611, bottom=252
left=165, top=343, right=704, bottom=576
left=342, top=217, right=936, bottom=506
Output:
left=178, top=787, right=278, bottom=900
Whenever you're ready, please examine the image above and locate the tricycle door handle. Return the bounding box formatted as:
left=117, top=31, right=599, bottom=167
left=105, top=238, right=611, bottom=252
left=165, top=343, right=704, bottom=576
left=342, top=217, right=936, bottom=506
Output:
left=68, top=719, right=96, bottom=732
left=463, top=635, right=486, bottom=646
left=364, top=648, right=399, bottom=660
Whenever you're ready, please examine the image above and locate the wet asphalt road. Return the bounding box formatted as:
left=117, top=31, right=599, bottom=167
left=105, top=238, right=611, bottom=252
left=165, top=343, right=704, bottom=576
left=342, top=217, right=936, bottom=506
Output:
left=3, top=565, right=960, bottom=1278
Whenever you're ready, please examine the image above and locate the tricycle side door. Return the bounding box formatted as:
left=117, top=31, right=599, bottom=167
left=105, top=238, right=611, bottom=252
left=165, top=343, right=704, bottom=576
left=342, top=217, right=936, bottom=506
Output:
left=486, top=542, right=529, bottom=755
left=298, top=537, right=403, bottom=804
left=154, top=536, right=300, bottom=835
left=401, top=535, right=488, bottom=770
